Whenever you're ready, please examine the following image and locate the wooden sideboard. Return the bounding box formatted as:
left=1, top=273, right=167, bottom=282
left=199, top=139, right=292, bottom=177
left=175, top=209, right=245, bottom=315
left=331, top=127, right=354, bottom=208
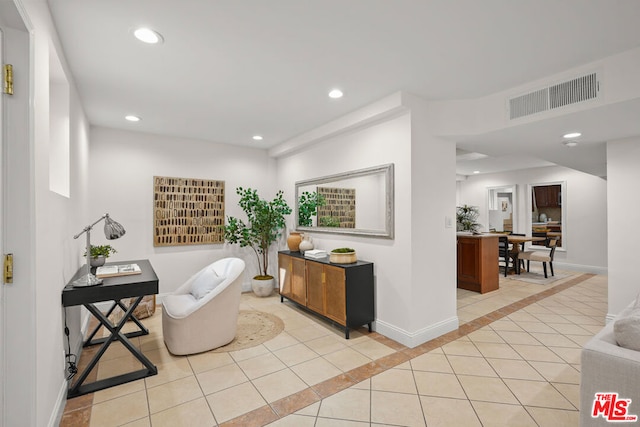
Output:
left=456, top=234, right=499, bottom=294
left=278, top=250, right=374, bottom=338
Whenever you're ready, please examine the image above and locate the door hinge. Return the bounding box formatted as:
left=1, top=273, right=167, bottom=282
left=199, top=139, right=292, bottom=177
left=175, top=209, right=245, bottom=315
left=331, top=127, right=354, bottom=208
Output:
left=4, top=253, right=14, bottom=284
left=3, top=64, right=14, bottom=95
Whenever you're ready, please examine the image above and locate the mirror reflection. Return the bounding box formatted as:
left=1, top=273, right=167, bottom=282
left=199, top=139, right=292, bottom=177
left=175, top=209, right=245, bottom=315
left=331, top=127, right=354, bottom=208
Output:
left=295, top=164, right=394, bottom=238
left=531, top=182, right=564, bottom=248
left=487, top=185, right=516, bottom=232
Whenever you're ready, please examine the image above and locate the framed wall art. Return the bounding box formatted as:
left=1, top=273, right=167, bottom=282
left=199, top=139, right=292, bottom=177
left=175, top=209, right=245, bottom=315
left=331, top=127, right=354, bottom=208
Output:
left=153, top=176, right=225, bottom=246
left=317, top=186, right=356, bottom=228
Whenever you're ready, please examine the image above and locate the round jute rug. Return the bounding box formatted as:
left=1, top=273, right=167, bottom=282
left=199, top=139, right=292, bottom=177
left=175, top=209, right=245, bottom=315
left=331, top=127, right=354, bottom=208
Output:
left=212, top=310, right=284, bottom=353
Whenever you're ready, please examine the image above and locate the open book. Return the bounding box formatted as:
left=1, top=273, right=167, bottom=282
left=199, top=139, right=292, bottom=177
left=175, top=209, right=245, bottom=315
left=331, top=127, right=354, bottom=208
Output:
left=96, top=263, right=142, bottom=278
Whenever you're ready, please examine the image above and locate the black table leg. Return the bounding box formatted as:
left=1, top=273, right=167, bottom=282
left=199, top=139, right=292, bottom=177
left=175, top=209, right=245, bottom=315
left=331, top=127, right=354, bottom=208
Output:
left=67, top=297, right=157, bottom=398
left=84, top=300, right=150, bottom=346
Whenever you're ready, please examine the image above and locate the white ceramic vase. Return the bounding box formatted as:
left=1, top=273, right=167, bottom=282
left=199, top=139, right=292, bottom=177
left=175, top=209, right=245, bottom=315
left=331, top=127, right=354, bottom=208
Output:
left=252, top=276, right=275, bottom=297
left=298, top=235, right=314, bottom=254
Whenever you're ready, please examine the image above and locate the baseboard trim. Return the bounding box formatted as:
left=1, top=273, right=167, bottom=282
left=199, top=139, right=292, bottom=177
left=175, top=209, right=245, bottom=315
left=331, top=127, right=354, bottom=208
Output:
left=375, top=316, right=459, bottom=348
left=51, top=311, right=88, bottom=427
left=553, top=262, right=607, bottom=275
left=49, top=379, right=69, bottom=427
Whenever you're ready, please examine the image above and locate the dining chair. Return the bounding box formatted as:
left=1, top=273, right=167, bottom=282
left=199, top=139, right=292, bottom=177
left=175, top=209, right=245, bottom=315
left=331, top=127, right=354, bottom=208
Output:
left=498, top=235, right=513, bottom=277
left=510, top=233, right=526, bottom=271
left=531, top=231, right=548, bottom=246
left=518, top=238, right=557, bottom=278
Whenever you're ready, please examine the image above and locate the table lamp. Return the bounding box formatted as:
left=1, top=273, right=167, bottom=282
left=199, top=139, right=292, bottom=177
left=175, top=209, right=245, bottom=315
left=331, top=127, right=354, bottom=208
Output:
left=72, top=213, right=126, bottom=287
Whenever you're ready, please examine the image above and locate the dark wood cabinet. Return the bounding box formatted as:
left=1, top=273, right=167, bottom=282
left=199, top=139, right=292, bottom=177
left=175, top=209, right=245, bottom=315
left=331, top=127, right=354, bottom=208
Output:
left=457, top=234, right=499, bottom=293
left=278, top=251, right=374, bottom=338
left=533, top=185, right=561, bottom=208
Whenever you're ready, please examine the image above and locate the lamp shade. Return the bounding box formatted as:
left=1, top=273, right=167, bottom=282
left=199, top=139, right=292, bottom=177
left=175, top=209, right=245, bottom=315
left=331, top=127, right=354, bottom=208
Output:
left=104, top=215, right=126, bottom=240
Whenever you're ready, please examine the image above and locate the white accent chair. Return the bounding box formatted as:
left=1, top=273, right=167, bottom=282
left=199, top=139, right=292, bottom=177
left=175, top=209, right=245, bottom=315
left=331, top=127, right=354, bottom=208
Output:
left=162, top=257, right=245, bottom=355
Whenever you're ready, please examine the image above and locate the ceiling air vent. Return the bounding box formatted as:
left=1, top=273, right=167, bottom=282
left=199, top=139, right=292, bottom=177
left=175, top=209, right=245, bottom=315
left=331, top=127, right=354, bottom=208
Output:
left=509, top=88, right=549, bottom=120
left=509, top=72, right=599, bottom=120
left=549, top=73, right=599, bottom=109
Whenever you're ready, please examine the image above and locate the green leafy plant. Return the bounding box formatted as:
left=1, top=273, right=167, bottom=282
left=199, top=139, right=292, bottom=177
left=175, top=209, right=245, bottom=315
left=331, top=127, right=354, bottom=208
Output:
left=331, top=247, right=355, bottom=253
left=319, top=216, right=340, bottom=227
left=224, top=187, right=292, bottom=278
left=298, top=191, right=326, bottom=227
left=85, top=244, right=117, bottom=258
left=456, top=205, right=482, bottom=232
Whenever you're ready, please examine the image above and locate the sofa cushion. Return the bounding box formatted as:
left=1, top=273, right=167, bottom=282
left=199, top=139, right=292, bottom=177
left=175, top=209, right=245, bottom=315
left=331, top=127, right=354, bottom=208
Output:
left=190, top=267, right=226, bottom=300
left=614, top=299, right=640, bottom=351
left=163, top=293, right=198, bottom=318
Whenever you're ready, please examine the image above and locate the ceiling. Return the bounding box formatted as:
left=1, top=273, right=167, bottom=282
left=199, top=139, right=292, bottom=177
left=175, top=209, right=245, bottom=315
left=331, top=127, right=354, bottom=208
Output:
left=48, top=1, right=640, bottom=177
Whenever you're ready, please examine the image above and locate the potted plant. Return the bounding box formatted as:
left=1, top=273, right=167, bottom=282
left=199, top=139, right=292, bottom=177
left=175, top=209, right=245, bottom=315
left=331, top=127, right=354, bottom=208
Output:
left=329, top=247, right=357, bottom=264
left=224, top=187, right=292, bottom=296
left=456, top=205, right=482, bottom=233
left=85, top=244, right=117, bottom=267
left=298, top=191, right=326, bottom=227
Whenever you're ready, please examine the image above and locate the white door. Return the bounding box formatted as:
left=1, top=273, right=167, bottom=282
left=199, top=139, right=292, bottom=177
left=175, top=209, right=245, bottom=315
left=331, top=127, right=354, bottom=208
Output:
left=0, top=3, right=35, bottom=425
left=0, top=23, right=5, bottom=427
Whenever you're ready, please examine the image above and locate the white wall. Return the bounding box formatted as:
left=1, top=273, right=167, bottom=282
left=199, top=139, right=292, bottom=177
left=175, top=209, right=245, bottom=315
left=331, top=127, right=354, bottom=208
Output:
left=405, top=94, right=458, bottom=336
left=607, top=137, right=640, bottom=318
left=277, top=114, right=413, bottom=334
left=457, top=165, right=608, bottom=272
left=89, top=127, right=277, bottom=294
left=276, top=94, right=458, bottom=347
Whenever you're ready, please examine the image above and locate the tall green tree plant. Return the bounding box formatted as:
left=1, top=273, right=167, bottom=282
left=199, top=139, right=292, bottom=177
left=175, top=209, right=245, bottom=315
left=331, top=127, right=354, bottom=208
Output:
left=224, top=187, right=292, bottom=278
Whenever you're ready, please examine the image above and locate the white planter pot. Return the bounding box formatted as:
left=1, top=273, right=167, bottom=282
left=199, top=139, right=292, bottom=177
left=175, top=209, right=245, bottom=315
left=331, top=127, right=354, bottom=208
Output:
left=252, top=276, right=275, bottom=297
left=90, top=255, right=106, bottom=267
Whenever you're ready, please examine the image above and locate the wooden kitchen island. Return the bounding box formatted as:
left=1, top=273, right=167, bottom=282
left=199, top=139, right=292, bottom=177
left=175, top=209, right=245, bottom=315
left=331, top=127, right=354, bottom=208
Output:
left=456, top=233, right=499, bottom=293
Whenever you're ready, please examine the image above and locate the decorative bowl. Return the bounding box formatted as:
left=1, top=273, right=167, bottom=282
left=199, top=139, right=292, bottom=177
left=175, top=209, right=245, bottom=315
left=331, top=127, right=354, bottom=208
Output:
left=329, top=251, right=357, bottom=264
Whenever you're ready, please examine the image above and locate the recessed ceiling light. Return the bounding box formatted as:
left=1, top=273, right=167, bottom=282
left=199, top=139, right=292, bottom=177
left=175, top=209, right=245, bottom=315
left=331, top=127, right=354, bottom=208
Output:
left=252, top=135, right=263, bottom=141
left=563, top=141, right=578, bottom=148
left=473, top=170, right=480, bottom=174
left=133, top=27, right=164, bottom=44
left=328, top=89, right=343, bottom=99
left=563, top=132, right=581, bottom=139
left=125, top=115, right=141, bottom=122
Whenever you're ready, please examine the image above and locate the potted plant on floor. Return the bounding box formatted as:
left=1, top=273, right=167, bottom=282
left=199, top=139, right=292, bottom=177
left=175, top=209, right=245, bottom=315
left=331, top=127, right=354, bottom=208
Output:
left=85, top=244, right=117, bottom=267
left=224, top=187, right=292, bottom=297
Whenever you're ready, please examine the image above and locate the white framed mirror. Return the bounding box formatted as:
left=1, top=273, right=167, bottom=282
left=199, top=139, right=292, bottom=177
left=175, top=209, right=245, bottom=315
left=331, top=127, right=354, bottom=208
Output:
left=295, top=163, right=394, bottom=238
left=487, top=185, right=517, bottom=233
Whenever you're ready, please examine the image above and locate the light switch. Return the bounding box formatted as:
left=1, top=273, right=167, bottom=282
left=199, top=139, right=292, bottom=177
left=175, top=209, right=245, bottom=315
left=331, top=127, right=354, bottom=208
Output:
left=445, top=216, right=453, bottom=228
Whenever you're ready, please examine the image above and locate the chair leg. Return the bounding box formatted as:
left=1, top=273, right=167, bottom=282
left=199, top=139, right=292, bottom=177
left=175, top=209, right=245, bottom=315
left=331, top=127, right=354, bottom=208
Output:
left=543, top=262, right=548, bottom=278
left=526, top=260, right=530, bottom=272
left=550, top=262, right=554, bottom=276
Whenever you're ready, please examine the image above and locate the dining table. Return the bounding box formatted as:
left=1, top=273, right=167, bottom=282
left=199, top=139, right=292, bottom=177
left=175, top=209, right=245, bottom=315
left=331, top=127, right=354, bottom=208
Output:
left=489, top=234, right=546, bottom=274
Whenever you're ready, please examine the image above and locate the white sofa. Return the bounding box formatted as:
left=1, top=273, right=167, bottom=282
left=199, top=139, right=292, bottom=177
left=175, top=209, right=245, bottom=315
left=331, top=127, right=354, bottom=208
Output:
left=580, top=303, right=640, bottom=426
left=162, top=257, right=245, bottom=355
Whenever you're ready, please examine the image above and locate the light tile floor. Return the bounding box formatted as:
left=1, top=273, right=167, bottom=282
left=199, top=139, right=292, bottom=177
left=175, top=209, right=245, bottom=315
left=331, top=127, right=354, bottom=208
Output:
left=61, top=267, right=606, bottom=426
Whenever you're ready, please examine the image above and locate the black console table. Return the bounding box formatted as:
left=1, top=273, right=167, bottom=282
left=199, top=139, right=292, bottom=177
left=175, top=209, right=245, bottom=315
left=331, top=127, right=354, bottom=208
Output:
left=62, top=259, right=159, bottom=398
left=278, top=251, right=374, bottom=339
